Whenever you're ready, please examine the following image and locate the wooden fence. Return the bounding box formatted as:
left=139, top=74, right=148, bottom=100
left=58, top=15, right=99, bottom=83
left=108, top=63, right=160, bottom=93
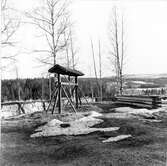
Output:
left=1, top=100, right=50, bottom=114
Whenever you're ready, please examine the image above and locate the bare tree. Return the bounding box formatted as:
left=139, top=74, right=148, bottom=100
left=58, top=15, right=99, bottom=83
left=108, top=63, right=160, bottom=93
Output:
left=89, top=66, right=94, bottom=99
left=1, top=0, right=21, bottom=101
left=98, top=40, right=103, bottom=101
left=1, top=0, right=20, bottom=70
left=26, top=0, right=71, bottom=66
left=108, top=7, right=125, bottom=95
left=63, top=25, right=78, bottom=69
left=90, top=39, right=100, bottom=97
left=1, top=0, right=20, bottom=47
left=63, top=28, right=70, bottom=67
left=69, top=28, right=78, bottom=69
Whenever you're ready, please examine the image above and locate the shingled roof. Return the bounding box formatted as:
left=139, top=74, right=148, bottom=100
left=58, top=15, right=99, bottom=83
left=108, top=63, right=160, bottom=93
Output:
left=48, top=64, right=84, bottom=77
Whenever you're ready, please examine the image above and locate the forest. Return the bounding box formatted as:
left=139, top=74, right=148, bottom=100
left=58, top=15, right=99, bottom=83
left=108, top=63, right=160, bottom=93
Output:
left=1, top=77, right=108, bottom=101
left=2, top=76, right=167, bottom=102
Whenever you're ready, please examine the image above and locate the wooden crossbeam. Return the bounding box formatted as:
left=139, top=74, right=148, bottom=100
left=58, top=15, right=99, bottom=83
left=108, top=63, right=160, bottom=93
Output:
left=1, top=100, right=50, bottom=106
left=46, top=87, right=58, bottom=113
left=61, top=82, right=78, bottom=86
left=51, top=91, right=58, bottom=114
left=62, top=86, right=77, bottom=113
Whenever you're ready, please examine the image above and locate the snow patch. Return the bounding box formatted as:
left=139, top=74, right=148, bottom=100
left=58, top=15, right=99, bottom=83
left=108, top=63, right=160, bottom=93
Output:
left=132, top=81, right=148, bottom=84
left=102, top=135, right=132, bottom=143
left=1, top=102, right=44, bottom=119
left=88, top=111, right=103, bottom=118
left=47, top=119, right=63, bottom=126
left=113, top=106, right=167, bottom=120
left=31, top=111, right=119, bottom=137
left=115, top=107, right=167, bottom=115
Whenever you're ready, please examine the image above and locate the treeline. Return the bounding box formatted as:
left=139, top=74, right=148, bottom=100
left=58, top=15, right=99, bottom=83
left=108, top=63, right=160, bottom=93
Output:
left=1, top=77, right=112, bottom=101
left=2, top=78, right=48, bottom=101
left=142, top=88, right=167, bottom=96
left=2, top=77, right=167, bottom=102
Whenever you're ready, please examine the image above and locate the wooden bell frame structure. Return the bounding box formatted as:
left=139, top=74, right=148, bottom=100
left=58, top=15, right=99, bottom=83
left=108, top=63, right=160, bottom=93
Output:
left=46, top=64, right=84, bottom=114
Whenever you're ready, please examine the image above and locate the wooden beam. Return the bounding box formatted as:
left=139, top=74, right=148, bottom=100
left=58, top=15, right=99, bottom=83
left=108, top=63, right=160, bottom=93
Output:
left=61, top=82, right=78, bottom=86
left=62, top=86, right=77, bottom=113
left=1, top=100, right=51, bottom=106
left=46, top=87, right=58, bottom=113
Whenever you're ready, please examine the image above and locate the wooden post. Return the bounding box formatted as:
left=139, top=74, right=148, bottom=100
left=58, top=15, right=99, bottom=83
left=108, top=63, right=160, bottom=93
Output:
left=49, top=75, right=51, bottom=100
left=58, top=74, right=61, bottom=114
left=46, top=87, right=58, bottom=113
left=75, top=76, right=78, bottom=109
left=68, top=76, right=71, bottom=98
left=42, top=77, right=44, bottom=100
left=52, top=90, right=58, bottom=114
left=41, top=77, right=46, bottom=112
left=18, top=103, right=25, bottom=114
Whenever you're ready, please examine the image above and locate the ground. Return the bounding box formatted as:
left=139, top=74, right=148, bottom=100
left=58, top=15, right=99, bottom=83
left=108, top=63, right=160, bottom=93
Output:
left=1, top=103, right=167, bottom=166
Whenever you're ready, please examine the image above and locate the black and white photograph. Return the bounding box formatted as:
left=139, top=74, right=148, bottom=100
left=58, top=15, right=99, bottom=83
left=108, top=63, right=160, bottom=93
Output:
left=1, top=0, right=167, bottom=165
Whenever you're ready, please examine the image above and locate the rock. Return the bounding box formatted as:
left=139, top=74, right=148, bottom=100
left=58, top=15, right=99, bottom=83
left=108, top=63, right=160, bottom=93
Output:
left=60, top=123, right=70, bottom=128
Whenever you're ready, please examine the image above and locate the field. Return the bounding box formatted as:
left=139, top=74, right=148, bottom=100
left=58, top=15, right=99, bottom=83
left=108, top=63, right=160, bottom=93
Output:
left=1, top=103, right=167, bottom=166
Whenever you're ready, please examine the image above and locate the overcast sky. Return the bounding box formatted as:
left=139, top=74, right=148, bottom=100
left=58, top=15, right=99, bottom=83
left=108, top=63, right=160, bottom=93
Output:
left=2, top=0, right=167, bottom=79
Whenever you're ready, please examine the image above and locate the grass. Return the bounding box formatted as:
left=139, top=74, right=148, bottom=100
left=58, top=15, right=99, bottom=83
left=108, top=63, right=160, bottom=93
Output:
left=1, top=103, right=167, bottom=166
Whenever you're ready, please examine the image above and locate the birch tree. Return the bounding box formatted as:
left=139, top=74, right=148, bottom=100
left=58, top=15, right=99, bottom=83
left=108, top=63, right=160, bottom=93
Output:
left=26, top=0, right=71, bottom=66
left=108, top=7, right=125, bottom=95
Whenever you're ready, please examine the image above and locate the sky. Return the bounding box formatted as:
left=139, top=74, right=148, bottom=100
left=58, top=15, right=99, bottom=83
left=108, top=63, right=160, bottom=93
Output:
left=1, top=0, right=167, bottom=79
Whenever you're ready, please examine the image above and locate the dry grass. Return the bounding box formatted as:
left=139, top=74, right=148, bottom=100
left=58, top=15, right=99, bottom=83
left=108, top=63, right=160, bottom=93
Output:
left=1, top=103, right=167, bottom=166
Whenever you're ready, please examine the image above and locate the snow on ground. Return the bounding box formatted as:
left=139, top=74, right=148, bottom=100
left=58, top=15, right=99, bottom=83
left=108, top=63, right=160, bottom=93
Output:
left=1, top=102, right=45, bottom=119
left=115, top=106, right=167, bottom=115
left=131, top=81, right=153, bottom=84
left=102, top=135, right=132, bottom=143
left=22, top=102, right=45, bottom=114
left=88, top=111, right=103, bottom=117
left=31, top=111, right=119, bottom=138
left=103, top=112, right=135, bottom=119
left=1, top=105, right=19, bottom=118
left=103, top=105, right=167, bottom=120
left=1, top=100, right=100, bottom=119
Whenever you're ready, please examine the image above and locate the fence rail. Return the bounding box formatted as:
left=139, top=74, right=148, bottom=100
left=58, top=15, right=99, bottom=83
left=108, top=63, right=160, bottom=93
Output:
left=1, top=100, right=50, bottom=106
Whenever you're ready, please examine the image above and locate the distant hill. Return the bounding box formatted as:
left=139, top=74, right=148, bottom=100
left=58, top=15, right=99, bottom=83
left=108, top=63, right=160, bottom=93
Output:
left=124, top=73, right=167, bottom=79
left=87, top=73, right=167, bottom=88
